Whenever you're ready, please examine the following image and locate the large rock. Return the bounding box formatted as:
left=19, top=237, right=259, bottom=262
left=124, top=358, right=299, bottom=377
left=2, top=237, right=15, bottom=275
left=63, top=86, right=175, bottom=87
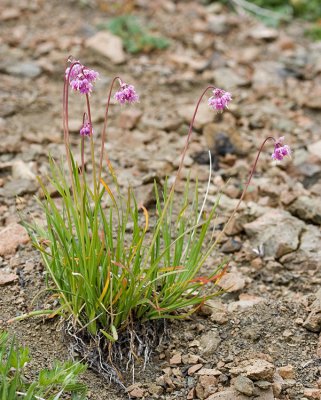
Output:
left=5, top=61, right=42, bottom=78
left=233, top=375, right=255, bottom=396
left=0, top=223, right=29, bottom=256
left=177, top=104, right=214, bottom=130
left=0, top=179, right=38, bottom=197
left=304, top=85, right=321, bottom=109
left=207, top=387, right=274, bottom=399
left=230, top=359, right=275, bottom=382
left=199, top=331, right=221, bottom=356
left=206, top=389, right=249, bottom=400
left=308, top=140, right=321, bottom=160
left=288, top=195, right=321, bottom=225
left=252, top=61, right=285, bottom=91
left=217, top=271, right=245, bottom=292
left=86, top=31, right=126, bottom=64
left=211, top=68, right=250, bottom=89
left=244, top=209, right=304, bottom=258
left=281, top=224, right=321, bottom=270
left=0, top=271, right=18, bottom=285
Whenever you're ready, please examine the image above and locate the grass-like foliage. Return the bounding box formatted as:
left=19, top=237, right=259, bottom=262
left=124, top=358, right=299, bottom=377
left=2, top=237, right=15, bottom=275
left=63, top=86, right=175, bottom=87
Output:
left=0, top=331, right=87, bottom=399
left=28, top=154, right=225, bottom=339
left=100, top=14, right=169, bottom=53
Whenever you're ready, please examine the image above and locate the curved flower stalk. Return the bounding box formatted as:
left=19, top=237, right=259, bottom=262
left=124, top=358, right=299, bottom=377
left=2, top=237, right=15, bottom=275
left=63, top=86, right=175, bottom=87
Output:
left=142, top=86, right=232, bottom=272
left=173, top=87, right=232, bottom=190
left=98, top=77, right=139, bottom=186
left=197, top=135, right=292, bottom=270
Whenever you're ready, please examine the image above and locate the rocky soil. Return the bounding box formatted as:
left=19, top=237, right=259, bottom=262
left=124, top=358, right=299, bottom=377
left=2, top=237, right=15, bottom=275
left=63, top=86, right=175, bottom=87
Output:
left=1, top=0, right=321, bottom=399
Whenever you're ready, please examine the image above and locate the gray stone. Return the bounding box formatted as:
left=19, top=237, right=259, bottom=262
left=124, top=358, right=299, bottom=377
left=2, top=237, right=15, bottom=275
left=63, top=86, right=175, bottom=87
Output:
left=233, top=375, right=255, bottom=396
left=252, top=61, right=284, bottom=91
left=308, top=140, right=321, bottom=160
left=221, top=238, right=242, bottom=253
left=5, top=62, right=42, bottom=78
left=281, top=225, right=321, bottom=270
left=206, top=389, right=249, bottom=400
left=12, top=160, right=36, bottom=181
left=200, top=299, right=228, bottom=324
left=255, top=380, right=272, bottom=390
left=0, top=179, right=38, bottom=197
left=212, top=68, right=250, bottom=88
left=206, top=388, right=274, bottom=399
left=199, top=331, right=221, bottom=356
left=244, top=209, right=304, bottom=258
left=177, top=104, right=214, bottom=130
left=288, top=196, right=321, bottom=225
left=304, top=85, right=321, bottom=109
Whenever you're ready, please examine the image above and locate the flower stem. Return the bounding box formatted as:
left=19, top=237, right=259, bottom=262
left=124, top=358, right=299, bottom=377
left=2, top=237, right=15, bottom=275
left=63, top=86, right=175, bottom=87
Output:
left=63, top=60, right=81, bottom=202
left=143, top=85, right=215, bottom=270
left=98, top=76, right=122, bottom=187
left=81, top=137, right=85, bottom=174
left=80, top=112, right=88, bottom=178
left=85, top=94, right=97, bottom=198
left=213, top=136, right=276, bottom=247
left=171, top=85, right=215, bottom=193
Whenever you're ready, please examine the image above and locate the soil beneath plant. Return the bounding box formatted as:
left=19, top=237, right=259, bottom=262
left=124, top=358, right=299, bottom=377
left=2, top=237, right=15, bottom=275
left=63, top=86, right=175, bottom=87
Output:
left=1, top=1, right=321, bottom=399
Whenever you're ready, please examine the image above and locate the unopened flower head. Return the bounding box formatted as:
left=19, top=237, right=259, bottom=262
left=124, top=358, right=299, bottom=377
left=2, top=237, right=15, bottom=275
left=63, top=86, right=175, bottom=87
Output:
left=65, top=61, right=99, bottom=95
left=80, top=121, right=93, bottom=137
left=271, top=136, right=291, bottom=161
left=114, top=83, right=139, bottom=104
left=208, top=88, right=232, bottom=112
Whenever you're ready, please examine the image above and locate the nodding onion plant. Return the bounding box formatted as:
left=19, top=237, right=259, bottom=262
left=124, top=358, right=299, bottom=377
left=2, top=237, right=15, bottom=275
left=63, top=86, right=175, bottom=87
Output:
left=21, top=57, right=291, bottom=344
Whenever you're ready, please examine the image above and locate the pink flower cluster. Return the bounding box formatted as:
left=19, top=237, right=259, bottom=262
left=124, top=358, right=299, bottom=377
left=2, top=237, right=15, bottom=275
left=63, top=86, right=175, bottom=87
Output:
left=208, top=88, right=232, bottom=112
left=80, top=121, right=92, bottom=137
left=271, top=137, right=291, bottom=161
left=65, top=62, right=99, bottom=95
left=114, top=83, right=139, bottom=104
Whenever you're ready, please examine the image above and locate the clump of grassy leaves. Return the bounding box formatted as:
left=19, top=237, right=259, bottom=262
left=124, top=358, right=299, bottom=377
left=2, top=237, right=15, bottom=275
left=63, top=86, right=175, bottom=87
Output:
left=98, top=14, right=169, bottom=53
left=27, top=154, right=224, bottom=341
left=0, top=331, right=87, bottom=399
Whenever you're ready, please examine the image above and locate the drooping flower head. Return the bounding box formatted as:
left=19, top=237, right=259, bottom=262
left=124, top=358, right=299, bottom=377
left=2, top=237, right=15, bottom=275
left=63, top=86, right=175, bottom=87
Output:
left=114, top=83, right=139, bottom=105
left=65, top=61, right=99, bottom=95
left=80, top=121, right=93, bottom=137
left=271, top=137, right=291, bottom=161
left=208, top=88, right=232, bottom=112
